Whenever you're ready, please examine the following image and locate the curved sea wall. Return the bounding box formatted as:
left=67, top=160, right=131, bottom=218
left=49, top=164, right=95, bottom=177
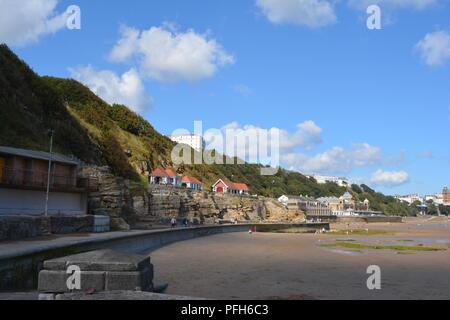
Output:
left=336, top=216, right=403, bottom=224
left=0, top=222, right=327, bottom=291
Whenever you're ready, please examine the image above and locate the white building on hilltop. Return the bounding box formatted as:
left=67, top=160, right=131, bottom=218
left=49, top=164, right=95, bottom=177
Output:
left=168, top=134, right=205, bottom=152
left=309, top=175, right=349, bottom=187
left=395, top=194, right=424, bottom=205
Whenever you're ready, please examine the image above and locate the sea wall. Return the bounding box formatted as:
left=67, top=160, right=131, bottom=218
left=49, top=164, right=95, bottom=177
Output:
left=0, top=215, right=109, bottom=241
left=336, top=216, right=403, bottom=224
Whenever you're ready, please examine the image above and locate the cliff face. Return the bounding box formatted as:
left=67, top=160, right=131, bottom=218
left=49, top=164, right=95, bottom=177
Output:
left=82, top=166, right=305, bottom=230
left=148, top=187, right=264, bottom=224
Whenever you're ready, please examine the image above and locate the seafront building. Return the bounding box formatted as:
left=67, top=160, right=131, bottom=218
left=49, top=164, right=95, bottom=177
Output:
left=277, top=195, right=331, bottom=218
left=149, top=168, right=204, bottom=191
left=212, top=179, right=249, bottom=195
left=181, top=176, right=204, bottom=191
left=149, top=168, right=182, bottom=187
left=149, top=168, right=249, bottom=194
left=0, top=146, right=96, bottom=215
left=279, top=192, right=375, bottom=218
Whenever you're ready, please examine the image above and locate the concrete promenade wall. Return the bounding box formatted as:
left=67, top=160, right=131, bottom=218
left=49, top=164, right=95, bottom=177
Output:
left=0, top=215, right=104, bottom=241
left=0, top=188, right=87, bottom=216
left=336, top=216, right=403, bottom=223
left=0, top=223, right=327, bottom=290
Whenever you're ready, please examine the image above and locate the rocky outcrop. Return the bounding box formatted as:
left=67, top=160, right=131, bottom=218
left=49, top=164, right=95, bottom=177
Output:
left=81, top=166, right=135, bottom=230
left=264, top=200, right=305, bottom=223
left=147, top=186, right=267, bottom=224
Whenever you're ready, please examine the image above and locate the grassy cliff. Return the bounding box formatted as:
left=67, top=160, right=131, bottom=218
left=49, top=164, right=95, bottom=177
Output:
left=0, top=45, right=417, bottom=215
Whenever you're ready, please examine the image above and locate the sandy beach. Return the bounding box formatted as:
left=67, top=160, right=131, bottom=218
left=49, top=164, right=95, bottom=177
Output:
left=149, top=217, right=450, bottom=300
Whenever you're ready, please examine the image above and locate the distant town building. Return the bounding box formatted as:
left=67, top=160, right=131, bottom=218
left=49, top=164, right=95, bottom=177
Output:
left=340, top=192, right=355, bottom=210
left=149, top=168, right=181, bottom=186
left=212, top=179, right=249, bottom=195
left=316, top=196, right=341, bottom=212
left=317, top=192, right=371, bottom=216
left=425, top=193, right=444, bottom=205
left=444, top=187, right=450, bottom=205
left=0, top=146, right=96, bottom=215
left=280, top=195, right=332, bottom=218
left=297, top=196, right=332, bottom=217
left=309, top=175, right=349, bottom=187
left=395, top=194, right=424, bottom=205
left=280, top=193, right=376, bottom=217
left=168, top=134, right=205, bottom=152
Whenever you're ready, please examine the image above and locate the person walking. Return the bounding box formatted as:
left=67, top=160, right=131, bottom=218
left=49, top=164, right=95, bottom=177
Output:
left=171, top=217, right=177, bottom=228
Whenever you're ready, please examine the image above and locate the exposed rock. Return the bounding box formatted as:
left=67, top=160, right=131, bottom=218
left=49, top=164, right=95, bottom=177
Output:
left=111, top=218, right=130, bottom=231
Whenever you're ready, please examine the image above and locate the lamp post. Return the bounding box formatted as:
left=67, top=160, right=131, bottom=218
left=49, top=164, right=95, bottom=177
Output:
left=44, top=129, right=54, bottom=217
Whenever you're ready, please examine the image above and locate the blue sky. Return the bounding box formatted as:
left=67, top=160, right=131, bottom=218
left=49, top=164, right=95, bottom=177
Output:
left=1, top=0, right=449, bottom=195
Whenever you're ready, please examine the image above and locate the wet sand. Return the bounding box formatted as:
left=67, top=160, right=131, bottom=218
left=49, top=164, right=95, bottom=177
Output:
left=149, top=217, right=450, bottom=300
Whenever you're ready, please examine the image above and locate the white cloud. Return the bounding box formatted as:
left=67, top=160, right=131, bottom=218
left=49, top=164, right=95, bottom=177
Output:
left=370, top=169, right=410, bottom=187
left=203, top=121, right=387, bottom=175
left=347, top=0, right=436, bottom=10
left=416, top=31, right=450, bottom=67
left=233, top=84, right=252, bottom=96
left=109, top=25, right=235, bottom=82
left=202, top=121, right=323, bottom=164
left=70, top=66, right=152, bottom=113
left=0, top=0, right=68, bottom=46
left=256, top=0, right=337, bottom=28
left=282, top=143, right=383, bottom=174
left=279, top=120, right=323, bottom=151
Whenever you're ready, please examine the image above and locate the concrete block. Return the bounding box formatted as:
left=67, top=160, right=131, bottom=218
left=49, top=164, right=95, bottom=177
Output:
left=105, top=271, right=142, bottom=291
left=105, top=264, right=153, bottom=292
left=43, top=249, right=151, bottom=272
left=93, top=215, right=110, bottom=233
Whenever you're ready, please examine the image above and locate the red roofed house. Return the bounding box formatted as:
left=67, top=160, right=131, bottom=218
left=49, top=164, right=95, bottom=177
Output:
left=181, top=176, right=203, bottom=191
left=212, top=179, right=249, bottom=195
left=149, top=168, right=181, bottom=186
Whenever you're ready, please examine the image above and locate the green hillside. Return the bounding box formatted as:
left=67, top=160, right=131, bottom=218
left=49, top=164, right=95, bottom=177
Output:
left=0, top=44, right=418, bottom=216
